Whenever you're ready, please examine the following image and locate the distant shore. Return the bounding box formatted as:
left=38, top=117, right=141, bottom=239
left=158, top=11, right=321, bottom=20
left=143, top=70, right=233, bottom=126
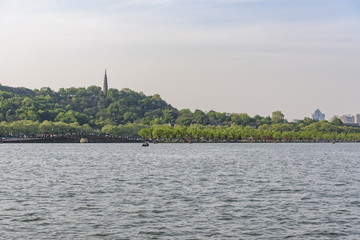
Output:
left=1, top=135, right=141, bottom=143
left=1, top=136, right=359, bottom=144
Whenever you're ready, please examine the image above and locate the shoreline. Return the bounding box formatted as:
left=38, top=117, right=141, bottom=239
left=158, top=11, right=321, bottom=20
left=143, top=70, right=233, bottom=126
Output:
left=1, top=135, right=140, bottom=144
left=1, top=136, right=358, bottom=144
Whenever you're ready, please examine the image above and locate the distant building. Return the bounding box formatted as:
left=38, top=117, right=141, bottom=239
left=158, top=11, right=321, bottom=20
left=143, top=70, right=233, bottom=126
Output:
left=103, top=69, right=108, bottom=96
left=310, top=109, right=325, bottom=121
left=339, top=114, right=354, bottom=124
left=355, top=114, right=360, bottom=124
left=329, top=115, right=339, bottom=122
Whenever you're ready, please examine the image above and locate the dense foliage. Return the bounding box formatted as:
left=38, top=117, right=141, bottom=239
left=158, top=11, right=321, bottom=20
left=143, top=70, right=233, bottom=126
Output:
left=138, top=121, right=360, bottom=142
left=1, top=84, right=359, bottom=141
left=0, top=120, right=145, bottom=139
left=0, top=85, right=284, bottom=127
left=0, top=85, right=174, bottom=127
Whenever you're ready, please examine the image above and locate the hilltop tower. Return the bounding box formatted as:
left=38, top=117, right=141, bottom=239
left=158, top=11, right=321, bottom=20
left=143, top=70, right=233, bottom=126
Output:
left=103, top=69, right=108, bottom=96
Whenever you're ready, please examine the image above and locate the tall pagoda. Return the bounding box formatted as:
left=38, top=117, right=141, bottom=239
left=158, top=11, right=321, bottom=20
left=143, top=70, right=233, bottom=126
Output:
left=103, top=69, right=108, bottom=96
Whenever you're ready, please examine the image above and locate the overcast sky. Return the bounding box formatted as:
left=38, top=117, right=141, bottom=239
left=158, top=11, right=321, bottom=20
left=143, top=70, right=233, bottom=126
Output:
left=0, top=0, right=359, bottom=120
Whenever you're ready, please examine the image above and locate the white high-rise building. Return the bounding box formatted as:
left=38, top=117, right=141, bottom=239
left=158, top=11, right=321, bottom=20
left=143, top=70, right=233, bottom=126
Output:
left=339, top=115, right=355, bottom=124
left=310, top=109, right=325, bottom=121
left=355, top=114, right=360, bottom=124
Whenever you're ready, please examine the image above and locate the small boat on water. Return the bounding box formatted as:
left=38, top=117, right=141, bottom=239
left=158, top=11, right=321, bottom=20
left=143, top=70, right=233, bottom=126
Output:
left=142, top=142, right=149, bottom=147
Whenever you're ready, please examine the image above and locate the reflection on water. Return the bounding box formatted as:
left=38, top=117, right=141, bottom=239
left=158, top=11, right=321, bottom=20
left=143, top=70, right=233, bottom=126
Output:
left=0, top=143, right=359, bottom=239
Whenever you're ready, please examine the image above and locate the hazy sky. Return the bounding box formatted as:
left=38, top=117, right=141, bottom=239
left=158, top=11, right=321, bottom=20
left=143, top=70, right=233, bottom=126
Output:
left=1, top=0, right=359, bottom=120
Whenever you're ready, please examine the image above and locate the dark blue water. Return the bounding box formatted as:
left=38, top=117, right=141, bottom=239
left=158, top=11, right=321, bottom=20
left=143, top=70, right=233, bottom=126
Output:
left=0, top=143, right=359, bottom=239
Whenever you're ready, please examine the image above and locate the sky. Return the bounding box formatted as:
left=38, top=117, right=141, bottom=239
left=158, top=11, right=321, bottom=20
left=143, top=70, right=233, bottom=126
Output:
left=0, top=0, right=360, bottom=120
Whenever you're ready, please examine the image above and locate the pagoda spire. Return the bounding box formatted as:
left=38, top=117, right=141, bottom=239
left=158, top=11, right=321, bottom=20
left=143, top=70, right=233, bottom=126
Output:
left=103, top=69, right=108, bottom=96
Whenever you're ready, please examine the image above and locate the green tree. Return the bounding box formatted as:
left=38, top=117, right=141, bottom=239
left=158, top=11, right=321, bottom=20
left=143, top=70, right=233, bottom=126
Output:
left=193, top=109, right=209, bottom=125
left=39, top=121, right=54, bottom=134
left=271, top=111, right=285, bottom=124
left=176, top=109, right=193, bottom=126
left=331, top=118, right=343, bottom=126
left=162, top=109, right=178, bottom=124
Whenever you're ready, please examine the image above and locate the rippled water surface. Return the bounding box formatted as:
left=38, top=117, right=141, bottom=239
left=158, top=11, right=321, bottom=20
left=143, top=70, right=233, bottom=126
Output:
left=0, top=143, right=359, bottom=239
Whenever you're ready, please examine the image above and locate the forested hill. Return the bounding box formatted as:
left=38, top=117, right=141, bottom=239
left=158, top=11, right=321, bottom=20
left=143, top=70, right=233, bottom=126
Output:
left=0, top=85, right=35, bottom=97
left=2, top=84, right=360, bottom=142
left=0, top=85, right=176, bottom=127
left=0, top=84, right=349, bottom=130
left=0, top=84, right=280, bottom=128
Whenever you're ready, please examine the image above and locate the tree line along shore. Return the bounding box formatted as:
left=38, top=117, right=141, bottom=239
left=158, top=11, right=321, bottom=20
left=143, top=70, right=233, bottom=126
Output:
left=1, top=120, right=359, bottom=143
left=0, top=84, right=359, bottom=142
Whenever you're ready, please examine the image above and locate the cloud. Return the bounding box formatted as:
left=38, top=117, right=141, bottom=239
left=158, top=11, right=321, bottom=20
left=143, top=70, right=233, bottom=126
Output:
left=1, top=0, right=360, bottom=119
left=1, top=0, right=359, bottom=54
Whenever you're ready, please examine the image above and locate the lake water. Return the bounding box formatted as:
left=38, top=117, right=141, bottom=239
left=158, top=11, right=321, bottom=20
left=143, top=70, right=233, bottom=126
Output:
left=0, top=143, right=359, bottom=239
